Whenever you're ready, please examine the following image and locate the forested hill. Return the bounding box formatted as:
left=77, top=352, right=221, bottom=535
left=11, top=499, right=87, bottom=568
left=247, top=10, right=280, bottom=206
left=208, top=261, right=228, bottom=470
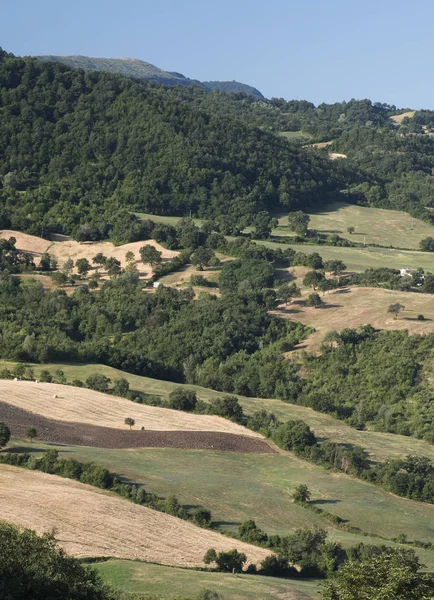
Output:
left=36, top=55, right=265, bottom=99
left=0, top=50, right=345, bottom=238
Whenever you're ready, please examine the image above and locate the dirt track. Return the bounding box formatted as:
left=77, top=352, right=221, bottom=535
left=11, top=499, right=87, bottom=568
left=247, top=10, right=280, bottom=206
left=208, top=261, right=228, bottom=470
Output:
left=0, top=402, right=275, bottom=453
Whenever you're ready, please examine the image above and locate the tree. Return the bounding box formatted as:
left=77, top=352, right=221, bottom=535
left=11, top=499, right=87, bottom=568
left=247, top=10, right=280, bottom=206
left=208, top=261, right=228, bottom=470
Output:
left=287, top=211, right=310, bottom=235
left=62, top=258, right=74, bottom=274
left=14, top=363, right=26, bottom=379
left=113, top=377, right=130, bottom=397
left=321, top=548, right=434, bottom=600
left=205, top=548, right=247, bottom=573
left=278, top=283, right=301, bottom=305
left=203, top=548, right=218, bottom=565
left=168, top=388, right=197, bottom=412
left=347, top=226, right=355, bottom=234
left=26, top=426, right=37, bottom=443
left=293, top=484, right=311, bottom=503
left=139, top=245, right=162, bottom=267
left=387, top=303, right=405, bottom=319
left=317, top=278, right=335, bottom=296
left=324, top=260, right=346, bottom=276
left=92, top=253, right=107, bottom=267
left=0, top=422, right=11, bottom=448
left=420, top=236, right=434, bottom=252
left=306, top=292, right=323, bottom=308
left=211, top=395, right=245, bottom=423
left=85, top=373, right=110, bottom=392
left=51, top=271, right=68, bottom=286
left=124, top=417, right=135, bottom=430
left=125, top=251, right=135, bottom=263
left=76, top=258, right=91, bottom=277
left=190, top=247, right=215, bottom=270
left=303, top=270, right=324, bottom=290
left=273, top=420, right=316, bottom=452
left=194, top=508, right=212, bottom=527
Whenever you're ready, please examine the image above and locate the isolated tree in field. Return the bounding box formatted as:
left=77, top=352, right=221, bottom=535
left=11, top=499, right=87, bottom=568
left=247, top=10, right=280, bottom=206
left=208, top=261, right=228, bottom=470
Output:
left=124, top=417, right=135, bottom=430
left=387, top=303, right=405, bottom=320
left=211, top=395, right=245, bottom=424
left=190, top=246, right=215, bottom=270
left=0, top=422, right=10, bottom=448
left=317, top=278, right=335, bottom=296
left=113, top=377, right=130, bottom=397
left=292, top=484, right=311, bottom=503
left=85, top=373, right=110, bottom=392
left=303, top=270, right=324, bottom=290
left=278, top=282, right=301, bottom=305
left=92, top=253, right=107, bottom=268
left=321, top=548, right=434, bottom=600
left=51, top=271, right=68, bottom=286
left=62, top=257, right=74, bottom=274
left=26, top=426, right=37, bottom=443
left=287, top=211, right=310, bottom=235
left=125, top=251, right=135, bottom=263
left=139, top=245, right=162, bottom=267
left=203, top=548, right=218, bottom=565
left=168, top=388, right=197, bottom=412
left=76, top=258, right=91, bottom=277
left=306, top=292, right=323, bottom=308
left=347, top=226, right=355, bottom=234
left=420, top=236, right=434, bottom=252
left=324, top=260, right=347, bottom=276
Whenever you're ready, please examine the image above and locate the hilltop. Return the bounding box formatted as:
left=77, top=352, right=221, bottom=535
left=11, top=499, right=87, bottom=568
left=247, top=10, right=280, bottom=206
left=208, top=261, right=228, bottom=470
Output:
left=36, top=54, right=264, bottom=98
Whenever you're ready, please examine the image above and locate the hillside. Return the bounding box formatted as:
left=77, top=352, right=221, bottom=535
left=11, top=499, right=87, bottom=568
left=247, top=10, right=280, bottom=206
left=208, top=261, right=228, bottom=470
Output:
left=0, top=464, right=269, bottom=567
left=36, top=55, right=264, bottom=98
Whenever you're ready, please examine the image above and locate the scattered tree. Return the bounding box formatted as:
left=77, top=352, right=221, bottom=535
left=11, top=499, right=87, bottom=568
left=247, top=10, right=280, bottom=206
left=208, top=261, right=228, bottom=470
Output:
left=306, top=292, right=323, bottom=308
left=168, top=388, right=197, bottom=412
left=347, top=226, right=355, bottom=234
left=420, top=236, right=434, bottom=252
left=139, top=245, right=163, bottom=267
left=113, top=377, right=130, bottom=397
left=26, top=427, right=37, bottom=443
left=0, top=422, right=11, bottom=448
left=92, top=253, right=107, bottom=267
left=387, top=303, right=405, bottom=320
left=62, top=258, right=74, bottom=274
left=190, top=247, right=215, bottom=270
left=76, top=258, right=91, bottom=277
left=324, top=260, right=346, bottom=276
left=51, top=271, right=68, bottom=286
left=278, top=282, right=301, bottom=305
left=293, top=484, right=311, bottom=503
left=125, top=251, right=135, bottom=263
left=85, top=373, right=111, bottom=392
left=204, top=548, right=247, bottom=573
left=287, top=211, right=310, bottom=236
left=124, top=417, right=135, bottom=430
left=303, top=270, right=324, bottom=290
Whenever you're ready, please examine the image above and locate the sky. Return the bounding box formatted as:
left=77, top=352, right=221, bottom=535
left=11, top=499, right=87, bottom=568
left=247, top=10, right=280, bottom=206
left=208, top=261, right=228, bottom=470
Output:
left=2, top=0, right=434, bottom=107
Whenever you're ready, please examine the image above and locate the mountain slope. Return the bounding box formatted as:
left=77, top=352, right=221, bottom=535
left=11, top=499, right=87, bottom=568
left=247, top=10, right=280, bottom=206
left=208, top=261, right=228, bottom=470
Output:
left=36, top=55, right=264, bottom=98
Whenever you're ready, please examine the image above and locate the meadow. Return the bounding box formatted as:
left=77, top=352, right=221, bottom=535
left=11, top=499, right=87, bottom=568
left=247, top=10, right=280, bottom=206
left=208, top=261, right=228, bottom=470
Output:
left=3, top=360, right=434, bottom=464
left=94, top=559, right=319, bottom=600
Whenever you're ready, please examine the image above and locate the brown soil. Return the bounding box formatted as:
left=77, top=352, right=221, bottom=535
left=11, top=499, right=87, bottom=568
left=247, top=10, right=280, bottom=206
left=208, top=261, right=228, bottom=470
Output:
left=0, top=402, right=275, bottom=453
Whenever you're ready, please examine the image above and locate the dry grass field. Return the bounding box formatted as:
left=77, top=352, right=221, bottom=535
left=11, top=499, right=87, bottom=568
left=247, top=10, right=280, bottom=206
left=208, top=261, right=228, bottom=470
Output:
left=274, top=285, right=434, bottom=352
left=0, top=464, right=269, bottom=567
left=0, top=230, right=178, bottom=279
left=390, top=110, right=416, bottom=124
left=0, top=380, right=262, bottom=438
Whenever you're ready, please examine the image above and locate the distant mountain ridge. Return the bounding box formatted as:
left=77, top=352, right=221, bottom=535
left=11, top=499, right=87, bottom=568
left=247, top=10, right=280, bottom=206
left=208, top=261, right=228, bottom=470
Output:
left=35, top=55, right=264, bottom=98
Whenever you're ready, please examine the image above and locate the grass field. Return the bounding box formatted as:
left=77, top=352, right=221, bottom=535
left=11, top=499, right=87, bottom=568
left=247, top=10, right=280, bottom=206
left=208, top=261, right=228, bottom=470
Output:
left=279, top=131, right=312, bottom=141
left=135, top=212, right=203, bottom=227
left=10, top=439, right=434, bottom=556
left=275, top=202, right=434, bottom=250
left=3, top=361, right=434, bottom=464
left=273, top=285, right=434, bottom=352
left=94, top=559, right=319, bottom=600
left=0, top=380, right=261, bottom=437
left=259, top=239, right=434, bottom=272
left=0, top=463, right=270, bottom=567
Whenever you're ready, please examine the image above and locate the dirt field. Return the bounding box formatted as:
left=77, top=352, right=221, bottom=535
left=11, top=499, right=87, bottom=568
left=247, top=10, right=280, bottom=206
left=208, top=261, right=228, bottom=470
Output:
left=0, top=230, right=178, bottom=278
left=274, top=286, right=434, bottom=352
left=0, top=401, right=274, bottom=452
left=0, top=380, right=262, bottom=438
left=0, top=464, right=270, bottom=567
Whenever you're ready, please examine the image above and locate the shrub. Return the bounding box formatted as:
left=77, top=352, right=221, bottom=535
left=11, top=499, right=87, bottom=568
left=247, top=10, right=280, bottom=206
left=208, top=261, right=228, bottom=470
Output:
left=273, top=420, right=316, bottom=452
left=85, top=373, right=111, bottom=392
left=168, top=388, right=197, bottom=412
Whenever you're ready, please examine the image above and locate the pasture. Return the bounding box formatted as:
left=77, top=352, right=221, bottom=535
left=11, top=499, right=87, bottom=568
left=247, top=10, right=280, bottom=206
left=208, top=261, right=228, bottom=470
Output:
left=273, top=285, right=434, bottom=352
left=3, top=361, right=434, bottom=464
left=94, top=559, right=319, bottom=600
left=277, top=202, right=434, bottom=249
left=8, top=441, right=434, bottom=571
left=0, top=464, right=269, bottom=567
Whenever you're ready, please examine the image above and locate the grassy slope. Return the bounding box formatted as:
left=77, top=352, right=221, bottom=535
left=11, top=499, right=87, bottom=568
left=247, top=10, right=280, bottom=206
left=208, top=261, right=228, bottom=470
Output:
left=10, top=439, right=434, bottom=570
left=94, top=559, right=319, bottom=600
left=276, top=202, right=434, bottom=250
left=3, top=361, right=433, bottom=464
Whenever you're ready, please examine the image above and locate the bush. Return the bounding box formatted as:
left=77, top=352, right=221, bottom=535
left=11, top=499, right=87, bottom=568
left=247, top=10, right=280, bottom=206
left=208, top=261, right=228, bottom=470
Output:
left=168, top=388, right=197, bottom=412
left=85, top=373, right=111, bottom=392
left=273, top=420, right=317, bottom=452
left=417, top=314, right=425, bottom=321
left=210, top=395, right=245, bottom=424
left=0, top=422, right=11, bottom=448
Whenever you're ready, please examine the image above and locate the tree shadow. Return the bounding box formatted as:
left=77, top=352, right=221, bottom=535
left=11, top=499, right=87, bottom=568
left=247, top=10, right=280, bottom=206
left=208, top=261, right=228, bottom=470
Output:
left=212, top=520, right=240, bottom=528
left=333, top=288, right=351, bottom=294
left=316, top=304, right=343, bottom=309
left=6, top=446, right=48, bottom=454
left=311, top=499, right=341, bottom=505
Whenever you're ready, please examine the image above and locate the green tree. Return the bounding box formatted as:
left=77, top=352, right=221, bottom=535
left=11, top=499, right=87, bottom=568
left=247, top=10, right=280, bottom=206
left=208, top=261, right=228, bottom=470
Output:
left=306, top=292, right=323, bottom=308
left=191, top=247, right=215, bottom=270
left=387, top=303, right=405, bottom=319
left=0, top=521, right=116, bottom=600
left=26, top=426, right=38, bottom=443
left=303, top=271, right=324, bottom=290
left=205, top=549, right=247, bottom=573
left=211, top=395, right=245, bottom=423
left=113, top=377, right=130, bottom=397
left=51, top=271, right=68, bottom=286
left=168, top=388, right=197, bottom=412
left=0, top=422, right=11, bottom=448
left=293, top=484, right=311, bottom=503
left=125, top=251, right=135, bottom=263
left=273, top=420, right=316, bottom=452
left=287, top=211, right=310, bottom=235
left=62, top=258, right=74, bottom=274
left=76, top=258, right=91, bottom=277
left=139, top=245, right=163, bottom=267
left=278, top=282, right=301, bottom=305
left=321, top=548, right=434, bottom=600
left=347, top=226, right=355, bottom=234
left=124, top=417, right=135, bottom=430
left=92, top=253, right=107, bottom=267
left=420, top=236, right=434, bottom=252
left=85, top=373, right=111, bottom=392
left=324, top=260, right=346, bottom=275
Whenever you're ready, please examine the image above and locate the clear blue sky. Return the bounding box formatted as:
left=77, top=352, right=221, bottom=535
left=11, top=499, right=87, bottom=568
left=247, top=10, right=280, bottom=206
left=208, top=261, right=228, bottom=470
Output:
left=2, top=0, right=434, bottom=107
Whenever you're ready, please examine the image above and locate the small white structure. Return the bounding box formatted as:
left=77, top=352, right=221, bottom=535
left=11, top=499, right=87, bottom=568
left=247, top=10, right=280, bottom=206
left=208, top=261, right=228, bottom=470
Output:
left=35, top=379, right=40, bottom=384
left=399, top=268, right=417, bottom=277
left=153, top=281, right=162, bottom=289
left=53, top=394, right=58, bottom=399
